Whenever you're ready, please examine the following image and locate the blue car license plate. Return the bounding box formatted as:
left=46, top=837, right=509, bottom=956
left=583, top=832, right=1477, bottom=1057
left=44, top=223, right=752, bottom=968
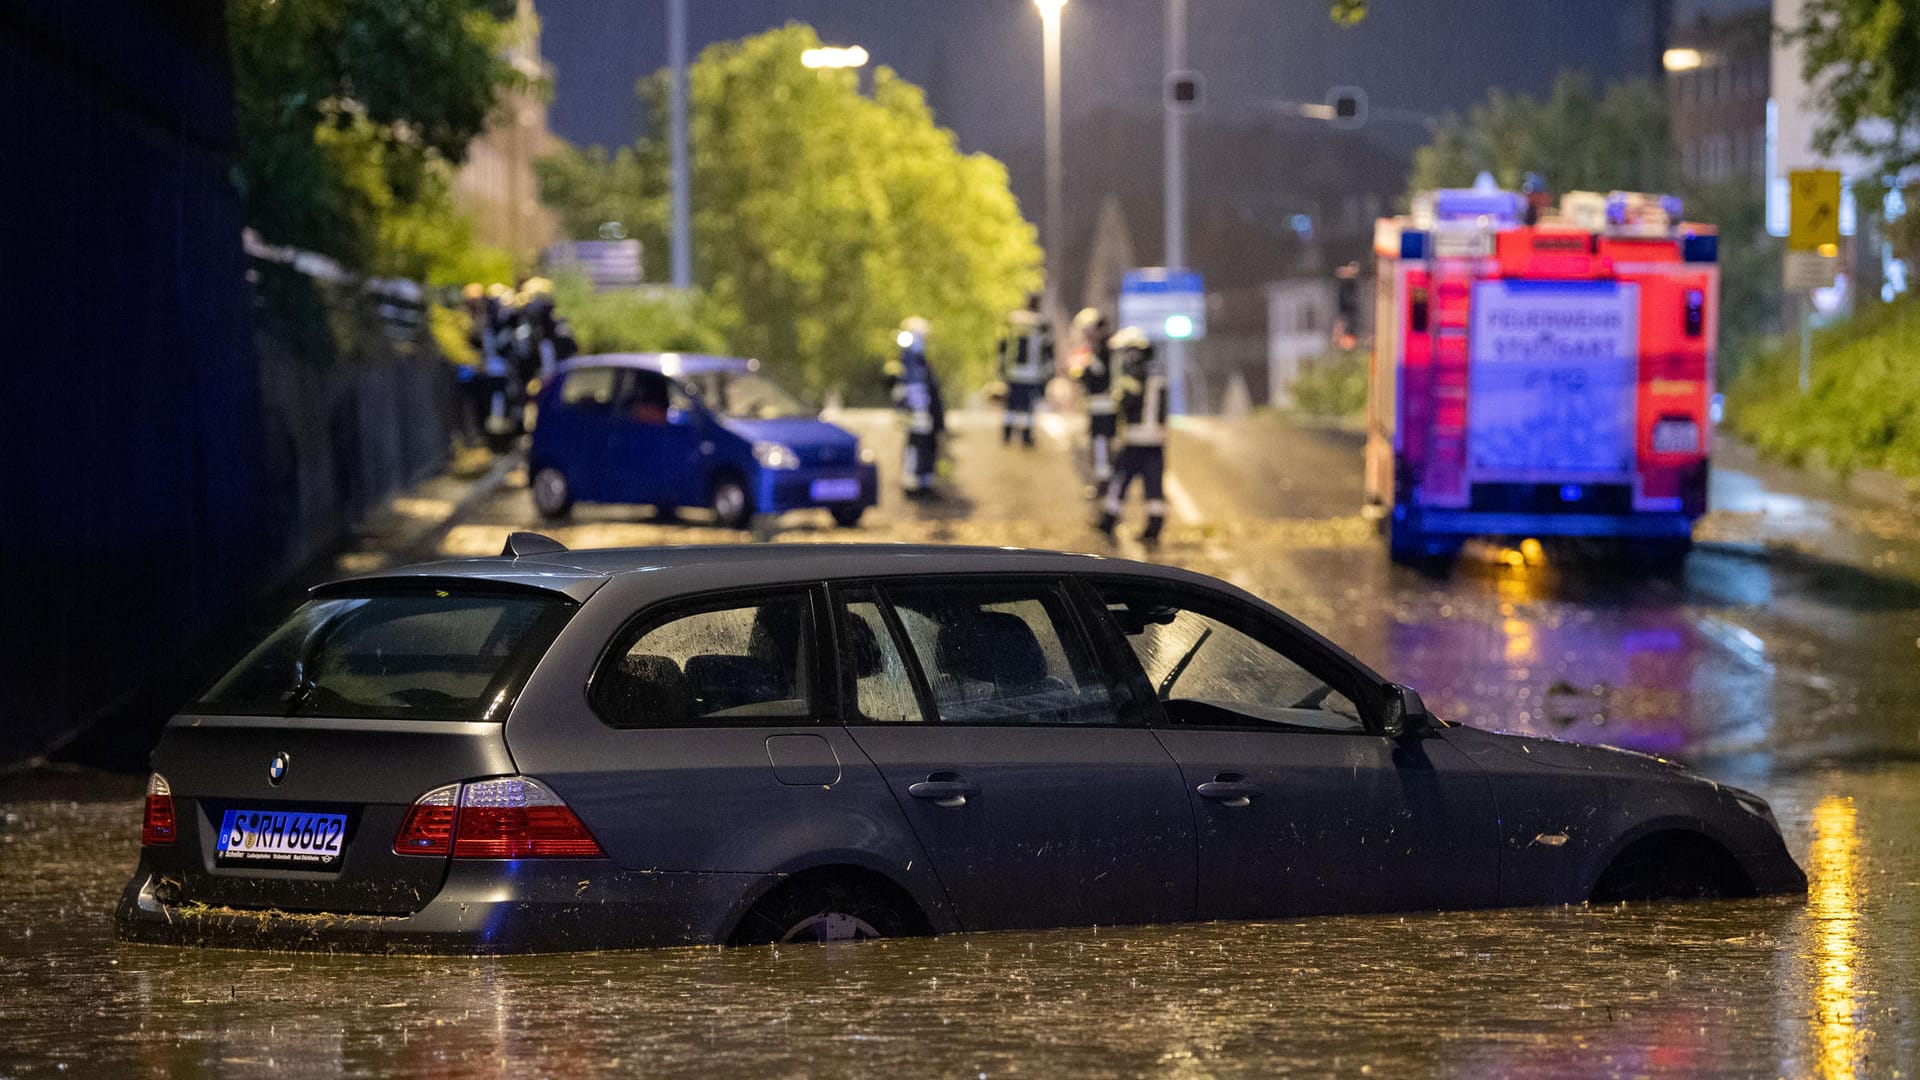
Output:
left=809, top=477, right=861, bottom=502
left=215, top=809, right=348, bottom=868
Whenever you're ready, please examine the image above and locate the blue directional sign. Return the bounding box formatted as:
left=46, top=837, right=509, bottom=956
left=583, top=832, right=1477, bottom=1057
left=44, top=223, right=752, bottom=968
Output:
left=1119, top=268, right=1207, bottom=342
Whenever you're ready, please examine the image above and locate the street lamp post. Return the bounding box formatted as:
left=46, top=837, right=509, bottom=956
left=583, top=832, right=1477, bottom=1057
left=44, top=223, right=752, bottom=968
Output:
left=667, top=0, right=691, bottom=290
left=1037, top=0, right=1067, bottom=331
left=1164, top=0, right=1188, bottom=414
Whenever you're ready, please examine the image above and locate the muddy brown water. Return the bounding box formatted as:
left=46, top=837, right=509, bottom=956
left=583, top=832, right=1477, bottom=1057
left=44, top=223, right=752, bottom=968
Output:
left=0, top=763, right=1913, bottom=1078
left=7, top=440, right=1920, bottom=1076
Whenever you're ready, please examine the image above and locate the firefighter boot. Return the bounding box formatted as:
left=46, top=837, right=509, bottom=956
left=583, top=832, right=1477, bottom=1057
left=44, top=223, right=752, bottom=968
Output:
left=1139, top=515, right=1164, bottom=545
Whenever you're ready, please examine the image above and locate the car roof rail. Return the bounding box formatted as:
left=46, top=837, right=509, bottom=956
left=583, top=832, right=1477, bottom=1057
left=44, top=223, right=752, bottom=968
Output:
left=500, top=531, right=568, bottom=558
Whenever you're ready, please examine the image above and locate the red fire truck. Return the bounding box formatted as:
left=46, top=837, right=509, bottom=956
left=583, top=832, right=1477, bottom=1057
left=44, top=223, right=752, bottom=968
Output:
left=1365, top=184, right=1718, bottom=565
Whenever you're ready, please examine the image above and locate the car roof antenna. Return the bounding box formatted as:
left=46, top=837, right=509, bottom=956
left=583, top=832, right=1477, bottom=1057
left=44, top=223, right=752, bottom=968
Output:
left=500, top=531, right=568, bottom=558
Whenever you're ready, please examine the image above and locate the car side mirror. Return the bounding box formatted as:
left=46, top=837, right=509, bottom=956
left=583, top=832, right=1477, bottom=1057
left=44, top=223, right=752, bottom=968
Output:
left=1377, top=684, right=1431, bottom=739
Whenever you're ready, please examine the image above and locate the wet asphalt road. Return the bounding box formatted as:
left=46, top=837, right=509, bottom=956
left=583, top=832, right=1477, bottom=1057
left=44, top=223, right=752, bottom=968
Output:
left=4, top=408, right=1918, bottom=1077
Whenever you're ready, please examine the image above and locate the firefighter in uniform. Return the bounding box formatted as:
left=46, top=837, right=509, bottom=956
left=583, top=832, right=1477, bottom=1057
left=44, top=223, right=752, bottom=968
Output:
left=1098, top=327, right=1170, bottom=543
left=1071, top=307, right=1116, bottom=485
left=997, top=292, right=1052, bottom=447
left=889, top=316, right=942, bottom=497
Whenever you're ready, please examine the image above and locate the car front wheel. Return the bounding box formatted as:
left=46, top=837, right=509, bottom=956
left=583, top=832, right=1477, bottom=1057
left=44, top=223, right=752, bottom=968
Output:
left=530, top=466, right=572, bottom=519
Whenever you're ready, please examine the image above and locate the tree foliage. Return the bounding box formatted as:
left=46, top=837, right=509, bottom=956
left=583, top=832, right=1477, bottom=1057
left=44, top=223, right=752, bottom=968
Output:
left=534, top=143, right=660, bottom=243
left=1783, top=0, right=1920, bottom=183
left=538, top=24, right=1041, bottom=394
left=1409, top=73, right=1672, bottom=196
left=229, top=0, right=517, bottom=280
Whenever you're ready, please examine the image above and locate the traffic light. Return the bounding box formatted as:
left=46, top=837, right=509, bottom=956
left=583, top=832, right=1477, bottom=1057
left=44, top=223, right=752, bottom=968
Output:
left=1334, top=261, right=1361, bottom=350
left=1167, top=71, right=1202, bottom=110
left=1327, top=86, right=1366, bottom=129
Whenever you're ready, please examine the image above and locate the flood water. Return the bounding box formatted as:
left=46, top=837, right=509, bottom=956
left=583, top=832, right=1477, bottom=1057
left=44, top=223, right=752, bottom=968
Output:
left=5, top=440, right=1919, bottom=1077
left=0, top=762, right=1913, bottom=1078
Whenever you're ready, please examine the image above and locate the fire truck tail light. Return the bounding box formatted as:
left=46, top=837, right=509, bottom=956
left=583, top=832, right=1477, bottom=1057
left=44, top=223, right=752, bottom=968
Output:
left=1684, top=289, right=1705, bottom=337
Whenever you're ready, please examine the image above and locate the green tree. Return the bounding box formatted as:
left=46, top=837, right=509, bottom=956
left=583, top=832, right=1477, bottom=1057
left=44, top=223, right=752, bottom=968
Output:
left=534, top=143, right=661, bottom=243
left=1783, top=0, right=1920, bottom=184
left=229, top=0, right=517, bottom=278
left=1409, top=74, right=1672, bottom=196
left=537, top=24, right=1041, bottom=395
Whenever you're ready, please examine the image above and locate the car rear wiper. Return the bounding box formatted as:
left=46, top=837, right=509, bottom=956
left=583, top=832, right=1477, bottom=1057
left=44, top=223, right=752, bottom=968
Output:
left=1157, top=626, right=1212, bottom=701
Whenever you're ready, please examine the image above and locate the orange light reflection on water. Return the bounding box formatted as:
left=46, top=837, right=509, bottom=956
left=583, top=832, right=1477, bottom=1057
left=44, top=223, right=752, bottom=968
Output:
left=1809, top=794, right=1862, bottom=1079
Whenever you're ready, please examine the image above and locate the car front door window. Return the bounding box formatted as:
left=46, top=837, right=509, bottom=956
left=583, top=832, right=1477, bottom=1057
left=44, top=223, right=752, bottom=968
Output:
left=1102, top=590, right=1362, bottom=732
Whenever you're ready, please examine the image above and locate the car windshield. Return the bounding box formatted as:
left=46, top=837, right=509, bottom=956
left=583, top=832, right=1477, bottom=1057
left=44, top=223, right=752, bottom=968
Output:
left=687, top=370, right=814, bottom=420
left=195, top=590, right=574, bottom=721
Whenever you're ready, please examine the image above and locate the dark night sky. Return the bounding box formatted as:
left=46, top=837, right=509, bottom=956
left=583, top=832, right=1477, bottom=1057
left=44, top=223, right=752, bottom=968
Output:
left=537, top=1, right=1667, bottom=161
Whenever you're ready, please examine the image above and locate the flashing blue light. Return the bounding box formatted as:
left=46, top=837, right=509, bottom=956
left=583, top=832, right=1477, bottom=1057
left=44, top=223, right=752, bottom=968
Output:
left=1560, top=484, right=1584, bottom=503
left=1165, top=314, right=1195, bottom=339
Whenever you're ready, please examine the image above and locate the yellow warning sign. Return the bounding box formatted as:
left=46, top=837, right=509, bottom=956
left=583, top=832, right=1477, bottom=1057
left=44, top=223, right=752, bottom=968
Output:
left=1788, top=169, right=1841, bottom=252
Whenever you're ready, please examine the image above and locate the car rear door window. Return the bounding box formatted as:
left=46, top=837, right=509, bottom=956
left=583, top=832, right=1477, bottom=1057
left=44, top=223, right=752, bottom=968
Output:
left=883, top=582, right=1113, bottom=725
left=594, top=593, right=817, bottom=727
left=834, top=588, right=926, bottom=723
left=1095, top=584, right=1362, bottom=732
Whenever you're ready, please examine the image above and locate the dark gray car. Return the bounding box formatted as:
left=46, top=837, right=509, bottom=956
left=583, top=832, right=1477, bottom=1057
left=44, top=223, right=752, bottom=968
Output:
left=116, top=536, right=1806, bottom=953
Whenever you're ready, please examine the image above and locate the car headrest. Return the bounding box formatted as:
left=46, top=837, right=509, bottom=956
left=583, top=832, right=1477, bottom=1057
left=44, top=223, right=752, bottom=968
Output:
left=938, top=611, right=1047, bottom=690
left=603, top=654, right=694, bottom=726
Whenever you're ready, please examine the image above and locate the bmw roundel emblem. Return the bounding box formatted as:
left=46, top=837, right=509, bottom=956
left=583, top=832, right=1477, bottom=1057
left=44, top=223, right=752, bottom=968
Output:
left=268, top=752, right=291, bottom=786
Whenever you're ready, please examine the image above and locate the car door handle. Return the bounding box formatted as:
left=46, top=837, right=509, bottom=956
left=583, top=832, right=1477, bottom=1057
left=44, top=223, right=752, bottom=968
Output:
left=1196, top=779, right=1256, bottom=808
left=908, top=779, right=979, bottom=808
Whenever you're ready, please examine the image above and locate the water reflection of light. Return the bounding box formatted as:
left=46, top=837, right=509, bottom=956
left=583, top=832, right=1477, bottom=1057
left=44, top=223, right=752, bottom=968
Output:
left=1809, top=794, right=1861, bottom=1079
left=1501, top=617, right=1536, bottom=664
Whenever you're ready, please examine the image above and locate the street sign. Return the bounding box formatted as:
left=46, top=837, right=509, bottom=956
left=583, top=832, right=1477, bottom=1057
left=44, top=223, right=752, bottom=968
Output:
left=1166, top=71, right=1203, bottom=110
left=545, top=239, right=643, bottom=290
left=1119, top=268, right=1207, bottom=342
left=1783, top=250, right=1839, bottom=291
left=1788, top=169, right=1841, bottom=252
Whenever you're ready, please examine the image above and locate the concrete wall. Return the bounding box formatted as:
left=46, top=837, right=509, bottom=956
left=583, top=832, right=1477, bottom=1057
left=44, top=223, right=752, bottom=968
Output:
left=1, top=1, right=451, bottom=766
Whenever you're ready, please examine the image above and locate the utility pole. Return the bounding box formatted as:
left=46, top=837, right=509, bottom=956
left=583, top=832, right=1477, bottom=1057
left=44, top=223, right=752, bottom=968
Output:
left=668, top=0, right=691, bottom=289
left=1038, top=0, right=1067, bottom=330
left=1163, top=0, right=1189, bottom=414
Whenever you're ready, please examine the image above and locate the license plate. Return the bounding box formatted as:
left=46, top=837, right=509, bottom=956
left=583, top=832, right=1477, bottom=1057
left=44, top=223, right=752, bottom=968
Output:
left=215, top=809, right=348, bottom=867
left=809, top=477, right=862, bottom=502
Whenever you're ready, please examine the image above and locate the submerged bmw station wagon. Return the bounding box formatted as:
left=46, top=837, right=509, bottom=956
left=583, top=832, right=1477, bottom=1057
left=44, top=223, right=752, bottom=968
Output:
left=118, top=537, right=1805, bottom=953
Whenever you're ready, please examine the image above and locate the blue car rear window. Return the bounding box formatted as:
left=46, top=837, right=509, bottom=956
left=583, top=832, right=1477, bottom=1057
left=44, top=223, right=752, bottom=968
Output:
left=196, top=590, right=573, bottom=721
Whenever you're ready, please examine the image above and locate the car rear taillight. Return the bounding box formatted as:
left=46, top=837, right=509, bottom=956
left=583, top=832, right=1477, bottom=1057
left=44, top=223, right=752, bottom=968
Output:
left=141, top=772, right=175, bottom=846
left=393, top=783, right=461, bottom=856
left=394, top=777, right=603, bottom=860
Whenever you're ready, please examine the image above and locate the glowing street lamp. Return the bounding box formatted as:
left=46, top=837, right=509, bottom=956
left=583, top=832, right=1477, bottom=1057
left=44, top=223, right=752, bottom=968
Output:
left=1662, top=47, right=1703, bottom=72
left=802, top=45, right=869, bottom=69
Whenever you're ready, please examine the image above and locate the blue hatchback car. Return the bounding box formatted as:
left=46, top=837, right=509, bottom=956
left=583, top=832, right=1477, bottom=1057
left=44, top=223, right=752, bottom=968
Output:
left=528, top=353, right=879, bottom=528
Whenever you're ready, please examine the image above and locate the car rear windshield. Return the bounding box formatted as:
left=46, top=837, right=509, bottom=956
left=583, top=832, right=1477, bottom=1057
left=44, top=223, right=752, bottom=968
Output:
left=195, top=590, right=574, bottom=721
